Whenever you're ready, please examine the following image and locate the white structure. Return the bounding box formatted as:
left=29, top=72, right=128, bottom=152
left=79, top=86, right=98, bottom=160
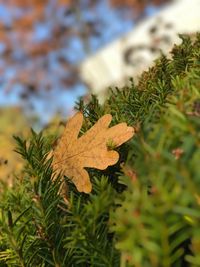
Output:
left=80, top=0, right=200, bottom=102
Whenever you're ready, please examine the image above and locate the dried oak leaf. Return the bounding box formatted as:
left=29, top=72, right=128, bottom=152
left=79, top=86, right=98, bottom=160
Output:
left=52, top=112, right=134, bottom=193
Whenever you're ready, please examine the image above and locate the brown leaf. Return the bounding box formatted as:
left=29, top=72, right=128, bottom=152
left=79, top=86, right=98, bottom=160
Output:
left=52, top=112, right=134, bottom=193
left=172, top=148, right=184, bottom=160
left=120, top=163, right=137, bottom=183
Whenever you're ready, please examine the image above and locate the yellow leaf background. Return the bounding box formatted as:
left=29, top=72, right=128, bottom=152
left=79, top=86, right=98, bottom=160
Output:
left=0, top=107, right=29, bottom=189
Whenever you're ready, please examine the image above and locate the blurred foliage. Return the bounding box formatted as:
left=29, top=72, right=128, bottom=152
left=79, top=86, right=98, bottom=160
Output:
left=111, top=69, right=200, bottom=267
left=1, top=33, right=200, bottom=266
left=0, top=107, right=66, bottom=189
left=0, top=107, right=30, bottom=188
left=110, top=0, right=171, bottom=20
left=0, top=0, right=170, bottom=119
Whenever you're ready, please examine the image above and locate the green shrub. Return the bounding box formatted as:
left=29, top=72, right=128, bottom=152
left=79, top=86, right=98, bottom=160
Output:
left=1, top=34, right=200, bottom=266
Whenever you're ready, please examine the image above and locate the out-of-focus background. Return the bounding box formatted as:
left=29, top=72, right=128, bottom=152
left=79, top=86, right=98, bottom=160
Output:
left=1, top=0, right=195, bottom=125
left=0, top=0, right=200, bottom=183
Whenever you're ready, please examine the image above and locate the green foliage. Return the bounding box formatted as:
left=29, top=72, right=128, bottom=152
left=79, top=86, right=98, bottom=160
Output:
left=0, top=131, right=118, bottom=266
left=1, top=33, right=200, bottom=266
left=111, top=68, right=200, bottom=267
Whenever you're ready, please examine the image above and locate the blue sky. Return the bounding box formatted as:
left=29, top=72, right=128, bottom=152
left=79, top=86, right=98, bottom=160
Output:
left=0, top=0, right=159, bottom=125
